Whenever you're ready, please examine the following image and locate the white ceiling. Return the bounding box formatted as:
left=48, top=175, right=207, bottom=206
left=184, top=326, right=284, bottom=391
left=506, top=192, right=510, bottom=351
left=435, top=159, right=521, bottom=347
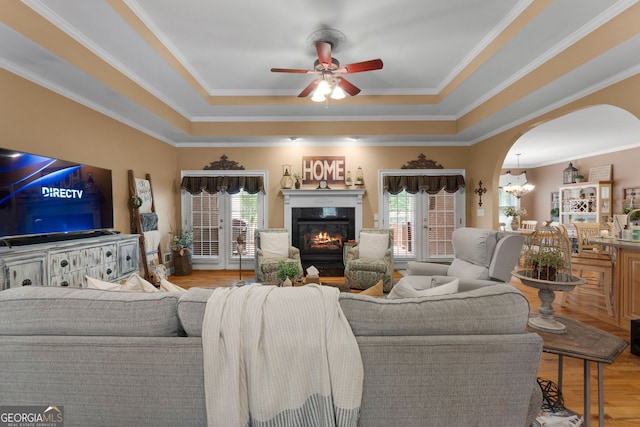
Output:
left=1, top=0, right=639, bottom=167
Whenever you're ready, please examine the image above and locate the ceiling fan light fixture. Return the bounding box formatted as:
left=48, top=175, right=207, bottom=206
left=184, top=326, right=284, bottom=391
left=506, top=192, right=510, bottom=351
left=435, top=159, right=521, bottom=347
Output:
left=330, top=85, right=346, bottom=100
left=317, top=79, right=331, bottom=95
left=311, top=90, right=326, bottom=102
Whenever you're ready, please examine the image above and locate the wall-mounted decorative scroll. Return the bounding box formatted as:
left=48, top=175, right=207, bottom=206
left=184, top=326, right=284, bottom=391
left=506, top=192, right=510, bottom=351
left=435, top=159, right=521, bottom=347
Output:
left=401, top=154, right=444, bottom=169
left=203, top=155, right=245, bottom=170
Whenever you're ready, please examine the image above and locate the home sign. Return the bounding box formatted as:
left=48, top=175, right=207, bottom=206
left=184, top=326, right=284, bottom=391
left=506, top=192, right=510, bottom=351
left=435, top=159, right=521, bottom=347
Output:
left=301, top=156, right=345, bottom=184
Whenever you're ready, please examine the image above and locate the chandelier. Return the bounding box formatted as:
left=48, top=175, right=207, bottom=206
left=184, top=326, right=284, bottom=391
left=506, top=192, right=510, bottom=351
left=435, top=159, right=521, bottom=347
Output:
left=503, top=154, right=535, bottom=198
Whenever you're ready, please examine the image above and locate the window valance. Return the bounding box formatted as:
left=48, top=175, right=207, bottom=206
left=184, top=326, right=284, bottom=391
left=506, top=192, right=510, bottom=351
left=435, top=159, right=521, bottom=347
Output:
left=383, top=174, right=465, bottom=195
left=180, top=175, right=265, bottom=195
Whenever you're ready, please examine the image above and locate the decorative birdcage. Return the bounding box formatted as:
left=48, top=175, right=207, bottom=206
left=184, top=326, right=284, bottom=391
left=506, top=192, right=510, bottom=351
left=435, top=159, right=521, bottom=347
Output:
left=520, top=223, right=574, bottom=282
left=512, top=221, right=586, bottom=333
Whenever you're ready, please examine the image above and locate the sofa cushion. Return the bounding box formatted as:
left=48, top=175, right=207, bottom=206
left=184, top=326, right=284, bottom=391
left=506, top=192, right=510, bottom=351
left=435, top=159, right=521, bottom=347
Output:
left=450, top=228, right=498, bottom=268
left=447, top=258, right=491, bottom=280
left=339, top=283, right=530, bottom=336
left=177, top=287, right=215, bottom=336
left=179, top=283, right=530, bottom=338
left=0, top=286, right=183, bottom=337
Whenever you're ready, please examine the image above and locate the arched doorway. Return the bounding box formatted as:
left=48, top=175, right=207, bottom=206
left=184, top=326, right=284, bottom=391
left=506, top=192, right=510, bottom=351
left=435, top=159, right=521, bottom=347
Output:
left=499, top=104, right=640, bottom=228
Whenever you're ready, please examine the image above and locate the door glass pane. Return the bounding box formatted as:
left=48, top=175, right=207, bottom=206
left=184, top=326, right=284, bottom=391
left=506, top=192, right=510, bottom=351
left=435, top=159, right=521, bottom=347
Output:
left=230, top=191, right=258, bottom=259
left=427, top=190, right=455, bottom=258
left=191, top=192, right=220, bottom=257
left=388, top=190, right=416, bottom=259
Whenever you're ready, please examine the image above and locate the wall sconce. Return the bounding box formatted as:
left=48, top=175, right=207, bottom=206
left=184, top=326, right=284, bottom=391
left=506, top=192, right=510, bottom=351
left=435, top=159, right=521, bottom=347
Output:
left=474, top=181, right=487, bottom=207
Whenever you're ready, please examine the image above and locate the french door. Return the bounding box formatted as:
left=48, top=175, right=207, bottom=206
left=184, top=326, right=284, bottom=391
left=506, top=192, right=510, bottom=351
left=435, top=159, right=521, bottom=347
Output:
left=180, top=171, right=267, bottom=270
left=380, top=170, right=465, bottom=265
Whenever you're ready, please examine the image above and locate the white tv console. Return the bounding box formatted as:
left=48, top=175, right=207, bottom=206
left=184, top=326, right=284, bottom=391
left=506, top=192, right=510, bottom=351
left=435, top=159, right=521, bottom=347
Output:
left=0, top=233, right=139, bottom=290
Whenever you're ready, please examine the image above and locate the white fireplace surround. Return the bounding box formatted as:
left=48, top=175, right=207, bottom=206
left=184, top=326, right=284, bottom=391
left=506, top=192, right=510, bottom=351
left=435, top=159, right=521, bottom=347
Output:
left=281, top=189, right=366, bottom=242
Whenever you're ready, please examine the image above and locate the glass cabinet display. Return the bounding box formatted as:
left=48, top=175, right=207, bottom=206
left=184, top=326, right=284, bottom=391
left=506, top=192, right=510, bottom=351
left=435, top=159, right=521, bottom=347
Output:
left=558, top=181, right=612, bottom=226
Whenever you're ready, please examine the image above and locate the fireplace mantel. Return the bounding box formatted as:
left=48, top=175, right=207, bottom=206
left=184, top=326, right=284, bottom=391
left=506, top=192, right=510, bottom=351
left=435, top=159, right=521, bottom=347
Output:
left=281, top=189, right=366, bottom=239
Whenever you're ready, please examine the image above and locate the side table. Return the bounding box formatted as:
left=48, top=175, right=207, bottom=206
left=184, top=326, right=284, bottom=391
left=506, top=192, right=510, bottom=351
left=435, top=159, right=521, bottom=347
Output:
left=528, top=315, right=627, bottom=427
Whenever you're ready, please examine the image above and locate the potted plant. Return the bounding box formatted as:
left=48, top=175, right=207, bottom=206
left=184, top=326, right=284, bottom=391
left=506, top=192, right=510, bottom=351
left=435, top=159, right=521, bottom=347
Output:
left=524, top=248, right=566, bottom=281
left=172, top=230, right=193, bottom=276
left=276, top=261, right=301, bottom=286
left=550, top=207, right=560, bottom=219
left=574, top=174, right=585, bottom=183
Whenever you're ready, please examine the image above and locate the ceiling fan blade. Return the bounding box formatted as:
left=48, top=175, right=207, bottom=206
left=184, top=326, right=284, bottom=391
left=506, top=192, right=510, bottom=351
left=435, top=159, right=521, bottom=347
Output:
left=339, top=59, right=384, bottom=74
left=316, top=41, right=332, bottom=68
left=337, top=77, right=361, bottom=96
left=298, top=80, right=319, bottom=97
left=271, top=67, right=314, bottom=74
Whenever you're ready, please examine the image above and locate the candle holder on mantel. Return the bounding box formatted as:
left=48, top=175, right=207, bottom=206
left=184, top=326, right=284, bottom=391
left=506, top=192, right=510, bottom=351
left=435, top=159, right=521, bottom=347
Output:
left=512, top=222, right=586, bottom=333
left=280, top=164, right=293, bottom=189
left=355, top=167, right=364, bottom=186
left=345, top=171, right=353, bottom=186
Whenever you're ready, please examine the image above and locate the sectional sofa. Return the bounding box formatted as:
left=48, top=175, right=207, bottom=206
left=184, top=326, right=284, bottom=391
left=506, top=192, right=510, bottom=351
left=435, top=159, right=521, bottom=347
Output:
left=0, top=283, right=542, bottom=426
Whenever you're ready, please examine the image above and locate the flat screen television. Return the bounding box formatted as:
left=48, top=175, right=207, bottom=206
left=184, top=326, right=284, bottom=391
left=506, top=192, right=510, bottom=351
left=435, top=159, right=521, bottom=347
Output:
left=0, top=147, right=114, bottom=241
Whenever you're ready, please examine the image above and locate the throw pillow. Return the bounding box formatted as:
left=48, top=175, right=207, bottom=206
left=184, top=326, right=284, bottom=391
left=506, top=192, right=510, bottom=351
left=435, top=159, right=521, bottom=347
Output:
left=123, top=274, right=160, bottom=292
left=387, top=276, right=459, bottom=299
left=358, top=232, right=389, bottom=259
left=86, top=276, right=122, bottom=291
left=260, top=232, right=290, bottom=259
left=86, top=274, right=159, bottom=292
left=359, top=280, right=384, bottom=297
left=160, top=279, right=187, bottom=293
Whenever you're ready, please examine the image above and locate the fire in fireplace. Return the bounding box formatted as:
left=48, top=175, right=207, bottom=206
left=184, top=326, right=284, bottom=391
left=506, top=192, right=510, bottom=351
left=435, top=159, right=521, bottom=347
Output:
left=292, top=207, right=355, bottom=276
left=306, top=231, right=343, bottom=251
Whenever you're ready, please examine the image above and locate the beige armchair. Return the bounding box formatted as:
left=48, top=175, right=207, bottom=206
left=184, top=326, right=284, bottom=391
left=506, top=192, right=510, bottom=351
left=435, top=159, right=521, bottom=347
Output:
left=254, top=229, right=303, bottom=284
left=344, top=228, right=394, bottom=292
left=406, top=227, right=525, bottom=291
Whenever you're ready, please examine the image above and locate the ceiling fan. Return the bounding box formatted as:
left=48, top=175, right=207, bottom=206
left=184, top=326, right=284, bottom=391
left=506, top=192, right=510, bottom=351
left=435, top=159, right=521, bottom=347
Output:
left=271, top=40, right=383, bottom=101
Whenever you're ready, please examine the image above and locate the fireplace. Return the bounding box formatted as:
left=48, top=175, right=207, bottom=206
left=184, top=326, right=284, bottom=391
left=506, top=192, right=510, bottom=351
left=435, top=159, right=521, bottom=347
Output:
left=282, top=189, right=365, bottom=276
left=292, top=208, right=355, bottom=275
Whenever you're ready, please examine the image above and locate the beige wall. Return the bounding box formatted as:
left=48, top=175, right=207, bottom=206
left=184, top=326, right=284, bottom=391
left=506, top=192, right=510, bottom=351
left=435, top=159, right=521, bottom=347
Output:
left=524, top=146, right=640, bottom=223
left=2, top=67, right=640, bottom=239
left=177, top=146, right=470, bottom=228
left=0, top=69, right=178, bottom=251
left=468, top=73, right=640, bottom=230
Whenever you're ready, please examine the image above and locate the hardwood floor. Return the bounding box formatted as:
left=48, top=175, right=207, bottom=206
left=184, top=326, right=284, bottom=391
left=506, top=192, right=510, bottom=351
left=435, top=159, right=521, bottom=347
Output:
left=168, top=270, right=640, bottom=426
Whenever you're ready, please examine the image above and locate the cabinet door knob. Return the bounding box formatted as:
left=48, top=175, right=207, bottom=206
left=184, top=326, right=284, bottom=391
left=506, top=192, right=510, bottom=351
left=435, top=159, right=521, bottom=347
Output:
left=60, top=260, right=69, bottom=268
left=106, top=251, right=113, bottom=257
left=126, top=255, right=131, bottom=261
left=22, top=279, right=32, bottom=286
left=106, top=268, right=113, bottom=275
left=61, top=281, right=69, bottom=287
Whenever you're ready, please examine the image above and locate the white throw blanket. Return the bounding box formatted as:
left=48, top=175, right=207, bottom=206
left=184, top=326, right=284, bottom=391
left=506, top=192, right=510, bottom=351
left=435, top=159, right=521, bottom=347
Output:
left=202, top=284, right=363, bottom=427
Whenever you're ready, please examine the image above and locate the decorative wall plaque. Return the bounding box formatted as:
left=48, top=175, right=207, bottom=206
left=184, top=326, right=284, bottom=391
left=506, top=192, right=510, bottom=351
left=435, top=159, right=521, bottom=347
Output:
left=203, top=155, right=245, bottom=170
left=401, top=154, right=444, bottom=169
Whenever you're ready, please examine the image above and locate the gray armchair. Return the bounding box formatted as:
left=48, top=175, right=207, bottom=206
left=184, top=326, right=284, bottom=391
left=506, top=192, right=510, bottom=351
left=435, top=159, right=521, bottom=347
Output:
left=254, top=228, right=303, bottom=284
left=344, top=228, right=394, bottom=292
left=406, top=227, right=525, bottom=291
